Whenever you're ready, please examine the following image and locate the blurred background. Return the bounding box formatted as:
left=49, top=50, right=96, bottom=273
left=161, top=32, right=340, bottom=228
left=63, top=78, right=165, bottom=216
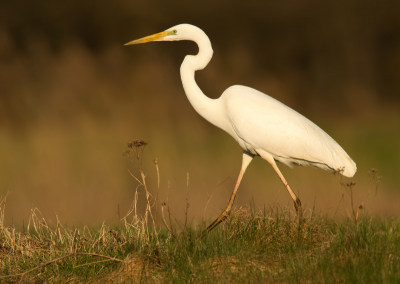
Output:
left=1, top=0, right=399, bottom=228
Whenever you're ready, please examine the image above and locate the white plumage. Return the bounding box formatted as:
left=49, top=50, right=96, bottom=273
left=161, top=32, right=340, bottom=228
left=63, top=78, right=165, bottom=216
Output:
left=125, top=23, right=356, bottom=237
left=221, top=85, right=356, bottom=177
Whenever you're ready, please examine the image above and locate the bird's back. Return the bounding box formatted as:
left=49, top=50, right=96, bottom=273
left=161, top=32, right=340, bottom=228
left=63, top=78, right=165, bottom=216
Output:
left=220, top=85, right=356, bottom=177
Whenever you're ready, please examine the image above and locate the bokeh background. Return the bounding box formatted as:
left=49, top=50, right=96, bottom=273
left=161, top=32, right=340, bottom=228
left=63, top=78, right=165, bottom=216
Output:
left=1, top=0, right=399, bottom=228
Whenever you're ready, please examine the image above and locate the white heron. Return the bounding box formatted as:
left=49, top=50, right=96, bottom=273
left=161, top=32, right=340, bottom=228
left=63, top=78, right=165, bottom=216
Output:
left=125, top=24, right=356, bottom=237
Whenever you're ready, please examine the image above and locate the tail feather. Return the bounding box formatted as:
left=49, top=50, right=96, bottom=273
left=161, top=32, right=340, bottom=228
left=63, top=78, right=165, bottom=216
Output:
left=340, top=155, right=357, bottom=177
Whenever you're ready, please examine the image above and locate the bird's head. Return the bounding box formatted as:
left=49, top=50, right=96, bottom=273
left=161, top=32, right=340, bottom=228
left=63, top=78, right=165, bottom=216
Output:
left=124, top=24, right=202, bottom=46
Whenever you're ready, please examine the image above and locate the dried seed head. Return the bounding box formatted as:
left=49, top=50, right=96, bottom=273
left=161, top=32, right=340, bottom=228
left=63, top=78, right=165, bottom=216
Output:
left=127, top=140, right=148, bottom=159
left=333, top=167, right=345, bottom=175
left=367, top=168, right=378, bottom=177
left=154, top=158, right=158, bottom=164
left=122, top=150, right=131, bottom=157
left=133, top=140, right=147, bottom=147
left=346, top=182, right=356, bottom=188
left=128, top=140, right=148, bottom=150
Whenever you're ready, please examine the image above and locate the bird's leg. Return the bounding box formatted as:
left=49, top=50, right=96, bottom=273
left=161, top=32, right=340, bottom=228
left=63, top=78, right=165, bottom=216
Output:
left=259, top=151, right=302, bottom=216
left=198, top=152, right=253, bottom=240
left=271, top=162, right=302, bottom=216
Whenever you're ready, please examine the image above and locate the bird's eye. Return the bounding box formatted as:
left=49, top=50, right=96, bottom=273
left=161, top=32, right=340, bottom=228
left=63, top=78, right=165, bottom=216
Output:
left=173, top=29, right=177, bottom=34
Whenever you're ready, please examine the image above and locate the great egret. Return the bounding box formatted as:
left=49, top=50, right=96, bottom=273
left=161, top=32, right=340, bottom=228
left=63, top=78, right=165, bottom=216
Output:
left=125, top=24, right=356, bottom=238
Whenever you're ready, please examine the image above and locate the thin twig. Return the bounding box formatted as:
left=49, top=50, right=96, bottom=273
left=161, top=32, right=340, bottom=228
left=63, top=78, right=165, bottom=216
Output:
left=204, top=177, right=229, bottom=215
left=73, top=258, right=119, bottom=269
left=154, top=158, right=160, bottom=222
left=183, top=173, right=190, bottom=233
left=160, top=203, right=173, bottom=234
left=128, top=169, right=143, bottom=185
left=160, top=204, right=192, bottom=266
left=0, top=252, right=123, bottom=279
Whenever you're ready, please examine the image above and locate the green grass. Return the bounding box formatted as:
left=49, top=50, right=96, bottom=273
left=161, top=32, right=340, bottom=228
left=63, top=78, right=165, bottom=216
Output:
left=1, top=142, right=399, bottom=283
left=1, top=201, right=399, bottom=283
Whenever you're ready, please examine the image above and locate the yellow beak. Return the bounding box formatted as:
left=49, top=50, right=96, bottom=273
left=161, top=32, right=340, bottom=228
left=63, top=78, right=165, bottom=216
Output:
left=124, top=31, right=169, bottom=46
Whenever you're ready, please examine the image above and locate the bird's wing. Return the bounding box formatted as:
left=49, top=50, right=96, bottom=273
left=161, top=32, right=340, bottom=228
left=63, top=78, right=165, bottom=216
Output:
left=222, top=85, right=356, bottom=177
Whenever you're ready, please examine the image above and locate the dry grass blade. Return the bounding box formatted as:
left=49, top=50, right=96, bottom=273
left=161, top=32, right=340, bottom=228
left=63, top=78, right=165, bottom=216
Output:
left=1, top=139, right=396, bottom=283
left=160, top=202, right=192, bottom=266
left=0, top=252, right=123, bottom=279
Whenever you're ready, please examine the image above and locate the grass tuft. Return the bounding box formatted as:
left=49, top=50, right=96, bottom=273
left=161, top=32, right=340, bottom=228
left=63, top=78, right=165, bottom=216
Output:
left=1, top=142, right=399, bottom=283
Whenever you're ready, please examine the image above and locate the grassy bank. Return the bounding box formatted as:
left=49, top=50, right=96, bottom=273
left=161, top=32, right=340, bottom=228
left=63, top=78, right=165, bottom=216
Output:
left=1, top=200, right=399, bottom=283
left=1, top=143, right=399, bottom=283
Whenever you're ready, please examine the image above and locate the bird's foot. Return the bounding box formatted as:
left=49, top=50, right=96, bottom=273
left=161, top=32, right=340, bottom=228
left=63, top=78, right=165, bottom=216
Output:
left=294, top=198, right=302, bottom=217
left=197, top=210, right=230, bottom=240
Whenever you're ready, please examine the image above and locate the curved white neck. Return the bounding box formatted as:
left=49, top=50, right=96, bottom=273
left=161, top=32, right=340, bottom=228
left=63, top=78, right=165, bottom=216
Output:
left=179, top=32, right=223, bottom=129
